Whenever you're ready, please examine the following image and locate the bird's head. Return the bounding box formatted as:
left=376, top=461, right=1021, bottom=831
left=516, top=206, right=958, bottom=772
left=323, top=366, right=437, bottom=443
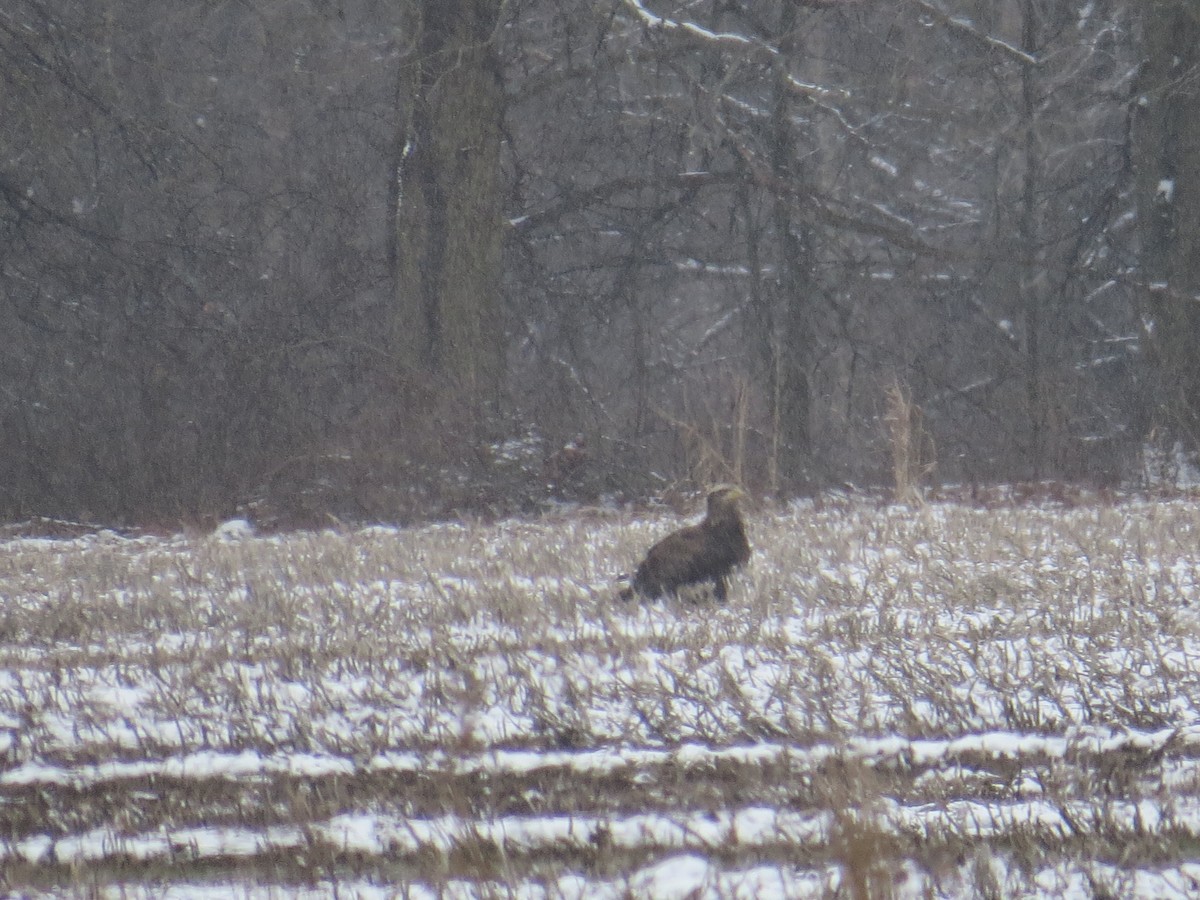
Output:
left=705, top=484, right=747, bottom=517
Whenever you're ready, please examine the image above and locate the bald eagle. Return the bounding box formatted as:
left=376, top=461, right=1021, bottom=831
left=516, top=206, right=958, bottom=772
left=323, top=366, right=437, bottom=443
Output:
left=619, top=486, right=751, bottom=602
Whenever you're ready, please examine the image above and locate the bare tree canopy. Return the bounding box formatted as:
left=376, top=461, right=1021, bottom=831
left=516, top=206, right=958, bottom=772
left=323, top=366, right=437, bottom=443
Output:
left=0, top=0, right=1180, bottom=524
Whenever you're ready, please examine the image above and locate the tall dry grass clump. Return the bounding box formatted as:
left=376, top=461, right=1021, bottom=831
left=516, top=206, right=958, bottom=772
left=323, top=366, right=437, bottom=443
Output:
left=656, top=374, right=752, bottom=490
left=884, top=379, right=935, bottom=506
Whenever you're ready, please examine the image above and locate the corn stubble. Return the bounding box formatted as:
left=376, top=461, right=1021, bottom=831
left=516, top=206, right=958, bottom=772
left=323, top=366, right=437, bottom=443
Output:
left=2, top=497, right=1200, bottom=897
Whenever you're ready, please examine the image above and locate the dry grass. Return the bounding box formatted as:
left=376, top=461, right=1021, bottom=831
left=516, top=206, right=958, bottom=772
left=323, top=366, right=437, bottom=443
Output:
left=884, top=380, right=935, bottom=506
left=3, top=497, right=1200, bottom=897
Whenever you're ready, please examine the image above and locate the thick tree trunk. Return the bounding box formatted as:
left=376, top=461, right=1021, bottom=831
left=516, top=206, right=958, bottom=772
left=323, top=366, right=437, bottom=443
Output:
left=768, top=2, right=813, bottom=494
left=1136, top=2, right=1200, bottom=443
left=1018, top=0, right=1046, bottom=479
left=391, top=0, right=504, bottom=410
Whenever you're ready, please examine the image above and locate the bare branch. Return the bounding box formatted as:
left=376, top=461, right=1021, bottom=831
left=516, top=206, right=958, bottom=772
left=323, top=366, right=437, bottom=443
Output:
left=913, top=0, right=1039, bottom=66
left=619, top=0, right=763, bottom=51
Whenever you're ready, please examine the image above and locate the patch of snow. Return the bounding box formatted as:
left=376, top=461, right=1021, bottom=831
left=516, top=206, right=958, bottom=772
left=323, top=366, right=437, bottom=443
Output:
left=870, top=155, right=899, bottom=177
left=212, top=518, right=254, bottom=540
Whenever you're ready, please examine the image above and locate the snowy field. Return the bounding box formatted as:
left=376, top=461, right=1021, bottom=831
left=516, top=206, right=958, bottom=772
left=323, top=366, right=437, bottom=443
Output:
left=4, top=496, right=1200, bottom=898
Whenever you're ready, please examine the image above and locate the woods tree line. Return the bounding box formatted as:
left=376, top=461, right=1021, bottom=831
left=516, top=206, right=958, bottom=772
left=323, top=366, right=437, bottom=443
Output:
left=1, top=0, right=1199, bottom=525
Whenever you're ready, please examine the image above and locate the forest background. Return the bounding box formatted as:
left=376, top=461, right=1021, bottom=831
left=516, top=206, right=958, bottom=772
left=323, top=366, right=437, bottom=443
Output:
left=3, top=0, right=1199, bottom=527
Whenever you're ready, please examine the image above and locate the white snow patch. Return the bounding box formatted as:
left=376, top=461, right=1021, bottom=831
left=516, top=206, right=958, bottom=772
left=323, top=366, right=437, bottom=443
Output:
left=211, top=518, right=254, bottom=540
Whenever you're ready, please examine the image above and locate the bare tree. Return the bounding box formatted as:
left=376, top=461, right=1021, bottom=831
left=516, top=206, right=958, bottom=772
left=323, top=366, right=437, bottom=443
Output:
left=0, top=0, right=1160, bottom=524
left=1135, top=1, right=1200, bottom=447
left=503, top=0, right=1140, bottom=493
left=390, top=0, right=505, bottom=412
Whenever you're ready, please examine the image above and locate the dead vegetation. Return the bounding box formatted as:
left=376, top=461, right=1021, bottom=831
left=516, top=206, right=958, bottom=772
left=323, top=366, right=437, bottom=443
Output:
left=3, top=498, right=1200, bottom=896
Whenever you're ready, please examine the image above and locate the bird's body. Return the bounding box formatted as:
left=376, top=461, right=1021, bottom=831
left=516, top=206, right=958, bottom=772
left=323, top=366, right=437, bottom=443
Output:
left=620, top=486, right=750, bottom=602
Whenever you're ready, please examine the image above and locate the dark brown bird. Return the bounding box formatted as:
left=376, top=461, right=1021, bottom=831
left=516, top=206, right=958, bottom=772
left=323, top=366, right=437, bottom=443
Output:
left=619, top=486, right=751, bottom=602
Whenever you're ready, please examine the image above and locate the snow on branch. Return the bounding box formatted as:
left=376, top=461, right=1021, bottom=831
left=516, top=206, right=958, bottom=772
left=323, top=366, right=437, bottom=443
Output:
left=785, top=75, right=850, bottom=103
left=620, top=0, right=764, bottom=51
left=914, top=0, right=1039, bottom=67
left=620, top=1, right=861, bottom=140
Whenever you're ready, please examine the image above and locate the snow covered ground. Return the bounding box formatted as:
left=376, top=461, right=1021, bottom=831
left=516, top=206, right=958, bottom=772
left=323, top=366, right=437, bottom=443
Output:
left=4, top=496, right=1200, bottom=897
